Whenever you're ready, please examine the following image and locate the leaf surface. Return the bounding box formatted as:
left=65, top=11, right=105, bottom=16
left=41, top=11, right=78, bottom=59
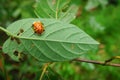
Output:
left=35, top=0, right=78, bottom=23
left=2, top=18, right=99, bottom=62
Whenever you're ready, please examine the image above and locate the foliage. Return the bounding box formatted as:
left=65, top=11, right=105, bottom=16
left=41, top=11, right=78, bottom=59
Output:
left=1, top=18, right=98, bottom=62
left=35, top=0, right=78, bottom=23
left=0, top=0, right=120, bottom=80
left=0, top=0, right=35, bottom=27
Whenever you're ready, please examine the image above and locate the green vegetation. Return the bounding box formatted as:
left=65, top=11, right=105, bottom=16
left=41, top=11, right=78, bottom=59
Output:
left=0, top=0, right=120, bottom=80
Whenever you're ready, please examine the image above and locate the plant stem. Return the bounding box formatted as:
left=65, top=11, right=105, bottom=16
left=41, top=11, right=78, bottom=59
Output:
left=1, top=45, right=120, bottom=67
left=55, top=0, right=60, bottom=19
left=0, top=26, right=13, bottom=36
left=39, top=63, right=50, bottom=80
left=73, top=58, right=120, bottom=67
left=0, top=48, right=7, bottom=80
left=0, top=46, right=2, bottom=50
left=55, top=10, right=58, bottom=19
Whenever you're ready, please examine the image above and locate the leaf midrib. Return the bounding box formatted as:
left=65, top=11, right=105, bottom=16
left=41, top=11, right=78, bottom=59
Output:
left=18, top=36, right=99, bottom=45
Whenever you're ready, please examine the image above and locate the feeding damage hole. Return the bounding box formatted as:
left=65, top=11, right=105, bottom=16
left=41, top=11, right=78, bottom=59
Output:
left=13, top=50, right=19, bottom=56
left=13, top=50, right=27, bottom=62
left=10, top=37, right=21, bottom=44
left=17, top=28, right=24, bottom=36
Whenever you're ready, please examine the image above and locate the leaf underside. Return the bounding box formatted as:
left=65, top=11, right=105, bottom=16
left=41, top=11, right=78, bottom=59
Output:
left=3, top=18, right=99, bottom=62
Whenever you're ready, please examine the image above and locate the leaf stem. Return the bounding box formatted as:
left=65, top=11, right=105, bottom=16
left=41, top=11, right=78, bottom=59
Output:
left=55, top=10, right=58, bottom=19
left=55, top=0, right=60, bottom=19
left=0, top=26, right=13, bottom=36
left=39, top=63, right=50, bottom=80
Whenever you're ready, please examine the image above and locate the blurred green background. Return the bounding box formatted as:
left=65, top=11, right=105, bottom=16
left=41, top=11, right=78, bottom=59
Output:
left=0, top=0, right=120, bottom=80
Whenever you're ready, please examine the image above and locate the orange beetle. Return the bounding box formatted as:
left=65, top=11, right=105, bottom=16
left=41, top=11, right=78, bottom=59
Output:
left=32, top=21, right=45, bottom=34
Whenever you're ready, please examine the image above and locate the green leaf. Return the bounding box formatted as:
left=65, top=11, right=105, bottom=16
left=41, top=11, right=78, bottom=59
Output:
left=85, top=0, right=108, bottom=11
left=2, top=18, right=99, bottom=62
left=2, top=38, right=20, bottom=61
left=34, top=0, right=78, bottom=23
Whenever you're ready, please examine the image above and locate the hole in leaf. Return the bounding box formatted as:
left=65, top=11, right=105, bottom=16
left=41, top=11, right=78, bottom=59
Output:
left=20, top=28, right=24, bottom=33
left=18, top=53, right=27, bottom=62
left=14, top=38, right=21, bottom=44
left=10, top=37, right=15, bottom=41
left=13, top=50, right=19, bottom=56
left=17, top=28, right=24, bottom=36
